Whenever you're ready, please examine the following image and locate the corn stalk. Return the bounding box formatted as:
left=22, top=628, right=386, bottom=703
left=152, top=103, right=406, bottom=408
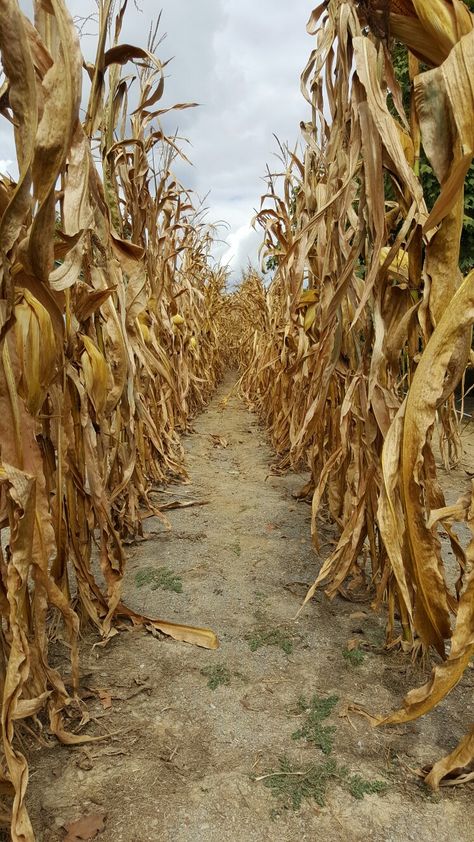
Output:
left=0, top=1, right=223, bottom=837
left=237, top=0, right=474, bottom=786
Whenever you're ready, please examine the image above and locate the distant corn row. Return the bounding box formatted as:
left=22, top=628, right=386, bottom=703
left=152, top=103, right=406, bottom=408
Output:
left=0, top=2, right=223, bottom=837
left=236, top=0, right=474, bottom=787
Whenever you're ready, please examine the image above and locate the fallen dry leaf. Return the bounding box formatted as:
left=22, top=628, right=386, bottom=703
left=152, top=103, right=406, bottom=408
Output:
left=63, top=812, right=107, bottom=841
left=346, top=638, right=362, bottom=652
left=209, top=434, right=229, bottom=448
left=159, top=499, right=210, bottom=511
left=96, top=688, right=113, bottom=710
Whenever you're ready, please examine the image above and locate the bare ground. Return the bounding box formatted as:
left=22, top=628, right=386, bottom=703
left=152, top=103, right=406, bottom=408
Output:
left=27, top=374, right=473, bottom=842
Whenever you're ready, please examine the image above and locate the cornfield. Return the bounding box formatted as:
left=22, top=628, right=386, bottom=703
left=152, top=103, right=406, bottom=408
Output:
left=0, top=0, right=473, bottom=839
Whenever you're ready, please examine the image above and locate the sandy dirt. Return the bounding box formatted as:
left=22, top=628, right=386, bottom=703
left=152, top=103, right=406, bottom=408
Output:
left=25, top=373, right=473, bottom=842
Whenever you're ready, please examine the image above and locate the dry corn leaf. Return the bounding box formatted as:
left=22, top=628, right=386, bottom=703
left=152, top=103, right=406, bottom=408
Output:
left=63, top=812, right=107, bottom=841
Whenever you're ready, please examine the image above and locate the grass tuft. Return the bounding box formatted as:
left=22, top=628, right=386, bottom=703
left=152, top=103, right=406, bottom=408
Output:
left=247, top=627, right=294, bottom=655
left=135, top=566, right=182, bottom=593
left=229, top=542, right=242, bottom=557
left=342, top=646, right=365, bottom=666
left=200, top=663, right=231, bottom=690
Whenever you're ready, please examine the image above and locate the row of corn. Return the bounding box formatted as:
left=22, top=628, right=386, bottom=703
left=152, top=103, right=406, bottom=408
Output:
left=235, top=0, right=474, bottom=788
left=0, top=2, right=225, bottom=838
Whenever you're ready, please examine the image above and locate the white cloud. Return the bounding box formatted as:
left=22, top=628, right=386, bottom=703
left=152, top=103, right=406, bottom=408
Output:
left=7, top=1, right=314, bottom=282
left=221, top=223, right=262, bottom=283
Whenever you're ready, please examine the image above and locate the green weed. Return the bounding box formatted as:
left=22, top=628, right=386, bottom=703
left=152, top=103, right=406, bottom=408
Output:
left=342, top=646, right=365, bottom=666
left=135, top=566, right=182, bottom=593
left=259, top=756, right=341, bottom=809
left=257, top=757, right=389, bottom=811
left=200, top=663, right=231, bottom=690
left=229, top=542, right=241, bottom=557
left=347, top=774, right=388, bottom=800
left=291, top=694, right=339, bottom=754
left=247, top=627, right=294, bottom=655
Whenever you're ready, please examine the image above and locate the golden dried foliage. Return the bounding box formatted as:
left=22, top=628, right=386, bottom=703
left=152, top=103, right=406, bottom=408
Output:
left=0, top=1, right=224, bottom=837
left=236, top=0, right=474, bottom=787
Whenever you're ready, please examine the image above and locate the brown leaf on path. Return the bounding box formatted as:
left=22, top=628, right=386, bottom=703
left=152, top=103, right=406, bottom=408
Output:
left=346, top=638, right=363, bottom=651
left=209, top=433, right=229, bottom=448
left=116, top=602, right=219, bottom=649
left=63, top=812, right=107, bottom=841
left=96, top=688, right=113, bottom=710
left=158, top=499, right=210, bottom=511
left=340, top=704, right=381, bottom=727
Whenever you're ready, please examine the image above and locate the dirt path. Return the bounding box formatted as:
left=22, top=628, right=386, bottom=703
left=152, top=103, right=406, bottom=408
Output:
left=29, top=374, right=473, bottom=842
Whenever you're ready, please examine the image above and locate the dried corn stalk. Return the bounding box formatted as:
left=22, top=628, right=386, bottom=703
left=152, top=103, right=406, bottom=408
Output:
left=0, top=1, right=223, bottom=837
left=237, top=0, right=474, bottom=786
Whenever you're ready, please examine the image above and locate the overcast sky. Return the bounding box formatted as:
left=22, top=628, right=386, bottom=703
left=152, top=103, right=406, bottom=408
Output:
left=3, top=1, right=315, bottom=282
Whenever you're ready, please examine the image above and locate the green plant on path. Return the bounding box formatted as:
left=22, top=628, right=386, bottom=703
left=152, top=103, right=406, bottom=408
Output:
left=201, top=663, right=231, bottom=690
left=135, top=566, right=183, bottom=593
left=247, top=626, right=294, bottom=655
left=291, top=694, right=339, bottom=754
left=343, top=646, right=365, bottom=667
left=347, top=774, right=388, bottom=800
left=228, top=542, right=242, bottom=557
left=258, top=756, right=341, bottom=810
left=256, top=756, right=388, bottom=811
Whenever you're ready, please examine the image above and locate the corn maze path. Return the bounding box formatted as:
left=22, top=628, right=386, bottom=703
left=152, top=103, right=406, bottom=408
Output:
left=27, top=374, right=474, bottom=842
